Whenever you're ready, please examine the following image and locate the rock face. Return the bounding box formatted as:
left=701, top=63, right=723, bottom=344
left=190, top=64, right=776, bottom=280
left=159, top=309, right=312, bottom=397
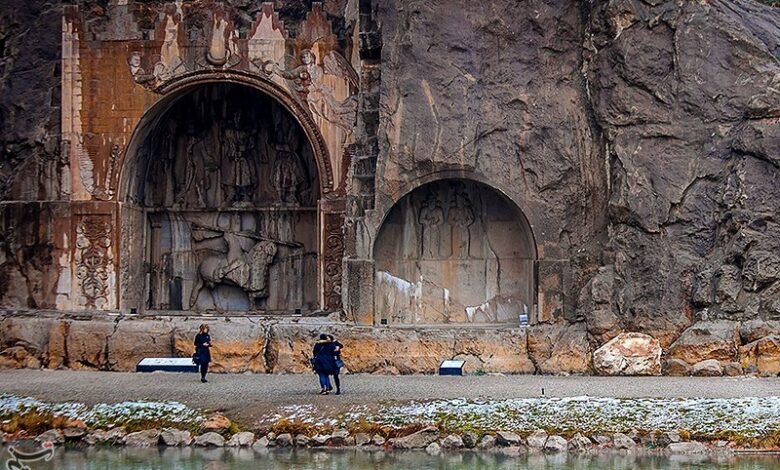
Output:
left=124, top=429, right=160, bottom=447
left=0, top=0, right=778, bottom=377
left=669, top=322, right=740, bottom=365
left=593, top=333, right=662, bottom=376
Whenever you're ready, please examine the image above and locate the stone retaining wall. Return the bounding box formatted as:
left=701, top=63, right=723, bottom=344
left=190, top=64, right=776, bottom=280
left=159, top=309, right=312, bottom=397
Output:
left=0, top=311, right=779, bottom=376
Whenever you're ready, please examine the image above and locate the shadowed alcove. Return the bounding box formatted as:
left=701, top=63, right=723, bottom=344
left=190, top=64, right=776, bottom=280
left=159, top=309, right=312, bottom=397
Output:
left=122, top=83, right=320, bottom=312
left=374, top=179, right=536, bottom=325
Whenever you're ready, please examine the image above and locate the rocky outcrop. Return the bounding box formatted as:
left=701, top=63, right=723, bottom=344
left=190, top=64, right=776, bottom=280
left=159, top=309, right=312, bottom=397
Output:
left=668, top=321, right=740, bottom=365
left=528, top=323, right=591, bottom=374
left=593, top=333, right=661, bottom=376
left=740, top=335, right=780, bottom=376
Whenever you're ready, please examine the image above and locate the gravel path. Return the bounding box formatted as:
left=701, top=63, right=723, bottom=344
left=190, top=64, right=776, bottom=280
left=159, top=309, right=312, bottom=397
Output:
left=2, top=370, right=779, bottom=426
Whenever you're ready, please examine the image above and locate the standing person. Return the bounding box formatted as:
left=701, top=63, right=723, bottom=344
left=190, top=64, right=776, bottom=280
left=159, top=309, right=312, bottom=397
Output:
left=327, top=335, right=344, bottom=395
left=312, top=334, right=338, bottom=395
left=194, top=324, right=212, bottom=383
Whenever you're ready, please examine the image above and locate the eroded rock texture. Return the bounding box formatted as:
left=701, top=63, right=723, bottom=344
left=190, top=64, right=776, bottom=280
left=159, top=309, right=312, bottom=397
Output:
left=583, top=0, right=780, bottom=351
left=0, top=0, right=778, bottom=375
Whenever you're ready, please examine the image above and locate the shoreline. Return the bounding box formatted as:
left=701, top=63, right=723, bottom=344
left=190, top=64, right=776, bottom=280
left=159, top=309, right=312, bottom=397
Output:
left=2, top=393, right=780, bottom=456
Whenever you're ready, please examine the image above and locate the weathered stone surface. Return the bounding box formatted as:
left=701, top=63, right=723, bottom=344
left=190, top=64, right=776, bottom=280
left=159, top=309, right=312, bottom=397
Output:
left=194, top=432, right=225, bottom=447
left=125, top=429, right=161, bottom=447
left=568, top=434, right=592, bottom=453
left=372, top=435, right=386, bottom=446
left=612, top=433, right=636, bottom=451
left=544, top=435, right=568, bottom=453
left=392, top=427, right=439, bottom=449
left=740, top=335, right=780, bottom=376
left=440, top=434, right=464, bottom=449
left=62, top=427, right=86, bottom=441
left=108, top=320, right=173, bottom=371
left=740, top=320, right=780, bottom=344
left=354, top=433, right=371, bottom=446
left=722, top=362, right=743, bottom=377
left=462, top=431, right=479, bottom=449
left=495, top=431, right=524, bottom=447
left=668, top=321, right=740, bottom=365
left=275, top=433, right=293, bottom=447
left=226, top=431, right=255, bottom=447
left=160, top=429, right=192, bottom=447
left=692, top=359, right=723, bottom=377
left=593, top=333, right=662, bottom=376
left=294, top=434, right=311, bottom=447
left=174, top=319, right=268, bottom=374
left=526, top=430, right=548, bottom=449
left=667, top=441, right=708, bottom=454
left=478, top=435, right=496, bottom=450
left=329, top=429, right=350, bottom=446
left=85, top=427, right=127, bottom=446
left=35, top=429, right=64, bottom=445
left=311, top=435, right=330, bottom=446
left=664, top=358, right=691, bottom=376
left=529, top=324, right=591, bottom=375
left=425, top=442, right=441, bottom=455
left=201, top=414, right=231, bottom=432
left=252, top=436, right=269, bottom=449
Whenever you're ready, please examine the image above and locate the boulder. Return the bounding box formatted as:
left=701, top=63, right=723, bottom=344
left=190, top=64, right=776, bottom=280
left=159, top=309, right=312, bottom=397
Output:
left=201, top=413, right=231, bottom=432
left=568, top=434, right=592, bottom=453
left=740, top=335, right=780, bottom=376
left=526, top=430, right=548, bottom=449
left=392, top=426, right=439, bottom=449
left=125, top=429, right=161, bottom=447
left=425, top=442, right=441, bottom=455
left=35, top=429, right=64, bottom=445
left=739, top=320, right=780, bottom=344
left=160, top=429, right=192, bottom=446
left=529, top=323, right=592, bottom=375
left=329, top=429, right=350, bottom=446
left=667, top=441, right=708, bottom=454
left=495, top=431, right=524, bottom=447
left=593, top=332, right=662, bottom=375
left=103, top=427, right=127, bottom=445
left=544, top=435, right=568, bottom=453
left=478, top=435, right=496, bottom=449
left=372, top=435, right=386, bottom=446
left=668, top=321, right=739, bottom=365
left=194, top=432, right=225, bottom=447
left=62, top=426, right=86, bottom=441
left=311, top=434, right=330, bottom=446
left=252, top=436, right=269, bottom=448
left=226, top=431, right=255, bottom=447
left=664, top=358, right=691, bottom=376
left=612, top=433, right=635, bottom=450
left=354, top=433, right=371, bottom=446
left=294, top=434, right=311, bottom=447
left=692, top=359, right=723, bottom=376
left=722, top=362, right=743, bottom=376
left=462, top=431, right=479, bottom=448
left=440, top=434, right=464, bottom=448
left=275, top=433, right=293, bottom=447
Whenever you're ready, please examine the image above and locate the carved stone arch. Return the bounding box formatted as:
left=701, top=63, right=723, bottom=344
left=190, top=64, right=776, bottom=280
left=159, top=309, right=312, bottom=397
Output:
left=117, top=73, right=336, bottom=313
left=373, top=176, right=538, bottom=325
left=119, top=70, right=334, bottom=200
left=371, top=170, right=539, bottom=259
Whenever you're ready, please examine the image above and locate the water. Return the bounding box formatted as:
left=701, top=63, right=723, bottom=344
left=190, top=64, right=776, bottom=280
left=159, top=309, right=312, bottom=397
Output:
left=3, top=446, right=780, bottom=470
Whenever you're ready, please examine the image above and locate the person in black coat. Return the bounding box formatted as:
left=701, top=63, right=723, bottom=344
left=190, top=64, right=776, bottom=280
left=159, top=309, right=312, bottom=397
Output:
left=312, top=333, right=339, bottom=395
left=327, top=334, right=344, bottom=395
left=194, top=324, right=212, bottom=383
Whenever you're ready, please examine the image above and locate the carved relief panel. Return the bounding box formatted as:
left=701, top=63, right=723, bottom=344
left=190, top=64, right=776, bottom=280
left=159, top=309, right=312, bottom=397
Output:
left=374, top=180, right=536, bottom=325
